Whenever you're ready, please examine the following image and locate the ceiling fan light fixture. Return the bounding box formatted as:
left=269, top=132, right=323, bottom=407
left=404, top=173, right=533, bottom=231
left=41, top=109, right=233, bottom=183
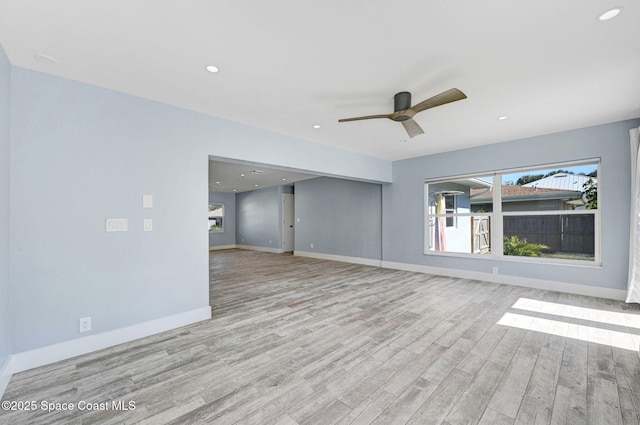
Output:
left=598, top=7, right=622, bottom=21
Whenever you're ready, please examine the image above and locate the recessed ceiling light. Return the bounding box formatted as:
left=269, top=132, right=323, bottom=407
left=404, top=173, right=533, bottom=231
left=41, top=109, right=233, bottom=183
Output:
left=254, top=184, right=259, bottom=187
left=240, top=174, right=245, bottom=177
left=599, top=7, right=622, bottom=21
left=205, top=65, right=220, bottom=73
left=497, top=116, right=508, bottom=120
left=33, top=53, right=58, bottom=65
left=233, top=189, right=237, bottom=192
left=312, top=124, right=321, bottom=129
left=282, top=178, right=287, bottom=181
left=215, top=181, right=220, bottom=184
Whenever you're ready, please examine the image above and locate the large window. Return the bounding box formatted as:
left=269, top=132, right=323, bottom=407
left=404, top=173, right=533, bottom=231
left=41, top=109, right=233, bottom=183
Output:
left=425, top=160, right=600, bottom=264
left=209, top=203, right=224, bottom=232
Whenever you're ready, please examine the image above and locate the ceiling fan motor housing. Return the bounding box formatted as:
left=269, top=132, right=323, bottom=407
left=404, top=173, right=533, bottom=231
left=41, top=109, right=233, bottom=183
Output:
left=394, top=92, right=412, bottom=121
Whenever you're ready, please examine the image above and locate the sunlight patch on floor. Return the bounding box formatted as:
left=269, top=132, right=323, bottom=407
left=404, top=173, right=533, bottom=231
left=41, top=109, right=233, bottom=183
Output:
left=511, top=297, right=640, bottom=329
left=499, top=298, right=640, bottom=352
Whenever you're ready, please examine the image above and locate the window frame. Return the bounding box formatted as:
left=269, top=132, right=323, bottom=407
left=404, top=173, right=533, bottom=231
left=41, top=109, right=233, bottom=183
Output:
left=424, top=159, right=601, bottom=266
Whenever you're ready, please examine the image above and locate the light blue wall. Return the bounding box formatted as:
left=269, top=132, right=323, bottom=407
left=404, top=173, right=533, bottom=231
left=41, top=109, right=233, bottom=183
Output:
left=236, top=186, right=283, bottom=250
left=9, top=67, right=391, bottom=353
left=0, top=45, right=11, bottom=363
left=10, top=68, right=211, bottom=352
left=208, top=192, right=236, bottom=247
left=383, top=119, right=640, bottom=290
left=295, top=177, right=382, bottom=260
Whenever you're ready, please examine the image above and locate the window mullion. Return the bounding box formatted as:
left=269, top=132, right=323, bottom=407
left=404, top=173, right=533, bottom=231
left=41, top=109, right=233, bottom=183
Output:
left=493, top=174, right=503, bottom=259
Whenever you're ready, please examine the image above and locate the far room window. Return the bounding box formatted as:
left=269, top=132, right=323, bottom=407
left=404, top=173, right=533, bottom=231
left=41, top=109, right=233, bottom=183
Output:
left=209, top=203, right=224, bottom=232
left=425, top=159, right=600, bottom=265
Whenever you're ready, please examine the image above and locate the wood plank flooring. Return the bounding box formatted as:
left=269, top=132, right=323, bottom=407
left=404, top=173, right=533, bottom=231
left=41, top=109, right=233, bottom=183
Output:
left=1, top=249, right=640, bottom=424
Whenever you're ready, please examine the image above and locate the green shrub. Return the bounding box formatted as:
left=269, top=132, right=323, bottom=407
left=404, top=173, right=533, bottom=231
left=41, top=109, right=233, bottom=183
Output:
left=582, top=178, right=597, bottom=209
left=503, top=236, right=548, bottom=257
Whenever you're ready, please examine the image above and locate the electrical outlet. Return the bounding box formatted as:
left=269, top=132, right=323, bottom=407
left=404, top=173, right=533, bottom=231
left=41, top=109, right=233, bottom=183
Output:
left=310, top=243, right=314, bottom=249
left=79, top=317, right=92, bottom=333
left=492, top=266, right=498, bottom=275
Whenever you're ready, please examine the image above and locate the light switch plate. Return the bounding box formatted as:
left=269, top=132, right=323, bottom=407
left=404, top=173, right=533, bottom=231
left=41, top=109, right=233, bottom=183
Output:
left=144, top=219, right=153, bottom=232
left=106, top=218, right=128, bottom=232
left=143, top=195, right=153, bottom=209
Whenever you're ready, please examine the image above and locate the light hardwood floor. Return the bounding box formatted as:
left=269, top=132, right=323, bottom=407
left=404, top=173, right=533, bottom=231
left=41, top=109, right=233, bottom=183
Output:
left=2, top=249, right=640, bottom=424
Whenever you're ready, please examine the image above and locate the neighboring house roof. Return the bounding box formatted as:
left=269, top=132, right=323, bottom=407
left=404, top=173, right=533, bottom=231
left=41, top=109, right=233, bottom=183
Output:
left=523, top=173, right=595, bottom=191
left=432, top=177, right=493, bottom=191
left=470, top=186, right=582, bottom=203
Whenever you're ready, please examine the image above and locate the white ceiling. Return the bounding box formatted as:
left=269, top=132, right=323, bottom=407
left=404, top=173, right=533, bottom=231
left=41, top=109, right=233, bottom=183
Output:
left=209, top=160, right=317, bottom=193
left=0, top=1, right=638, bottom=162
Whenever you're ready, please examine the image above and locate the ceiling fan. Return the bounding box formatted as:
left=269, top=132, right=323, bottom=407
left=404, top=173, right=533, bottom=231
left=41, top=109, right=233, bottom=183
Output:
left=338, top=88, right=467, bottom=138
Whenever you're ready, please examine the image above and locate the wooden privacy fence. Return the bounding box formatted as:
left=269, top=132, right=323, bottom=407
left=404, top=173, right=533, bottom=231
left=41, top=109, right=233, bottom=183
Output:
left=503, top=214, right=594, bottom=254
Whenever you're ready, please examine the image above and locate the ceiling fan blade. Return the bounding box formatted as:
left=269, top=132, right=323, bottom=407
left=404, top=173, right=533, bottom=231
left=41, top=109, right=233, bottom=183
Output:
left=411, top=88, right=467, bottom=113
left=338, top=114, right=392, bottom=122
left=402, top=119, right=425, bottom=138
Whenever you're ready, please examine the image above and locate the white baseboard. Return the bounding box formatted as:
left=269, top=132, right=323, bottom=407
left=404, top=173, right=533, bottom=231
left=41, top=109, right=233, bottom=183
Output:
left=209, top=244, right=237, bottom=251
left=7, top=306, right=211, bottom=378
left=237, top=245, right=284, bottom=254
left=381, top=261, right=627, bottom=301
left=288, top=250, right=627, bottom=300
left=0, top=355, right=12, bottom=399
left=294, top=251, right=382, bottom=267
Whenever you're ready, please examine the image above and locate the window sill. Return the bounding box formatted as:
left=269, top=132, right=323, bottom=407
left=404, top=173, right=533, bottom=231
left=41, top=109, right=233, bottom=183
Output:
left=424, top=250, right=602, bottom=268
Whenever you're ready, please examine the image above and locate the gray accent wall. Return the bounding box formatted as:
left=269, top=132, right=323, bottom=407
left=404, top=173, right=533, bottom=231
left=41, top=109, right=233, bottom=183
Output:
left=8, top=66, right=390, bottom=354
left=236, top=186, right=283, bottom=250
left=383, top=119, right=640, bottom=290
left=295, top=177, right=382, bottom=260
left=0, top=45, right=11, bottom=363
left=208, top=192, right=236, bottom=247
